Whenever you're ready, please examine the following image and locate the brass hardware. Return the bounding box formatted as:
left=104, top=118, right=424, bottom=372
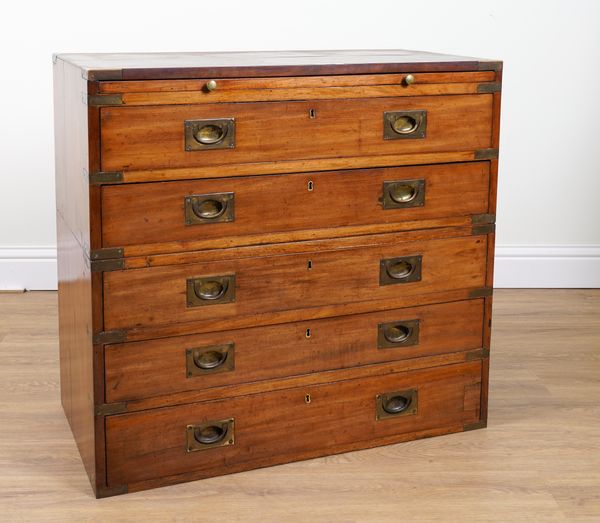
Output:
left=91, top=258, right=125, bottom=272
left=89, top=171, right=124, bottom=185
left=463, top=420, right=487, bottom=431
left=309, top=108, right=316, bottom=118
left=305, top=394, right=311, bottom=404
left=186, top=418, right=234, bottom=452
left=184, top=118, right=235, bottom=151
left=471, top=213, right=496, bottom=225
left=186, top=343, right=235, bottom=377
left=468, top=287, right=493, bottom=298
left=377, top=319, right=420, bottom=349
left=307, top=180, right=314, bottom=191
left=477, top=82, right=502, bottom=93
left=383, top=179, right=425, bottom=209
left=478, top=60, right=502, bottom=72
left=305, top=328, right=311, bottom=338
left=403, top=74, right=415, bottom=85
left=474, top=148, right=499, bottom=160
left=380, top=255, right=422, bottom=285
left=376, top=389, right=418, bottom=420
left=94, top=402, right=128, bottom=416
left=205, top=80, right=218, bottom=91
left=466, top=348, right=490, bottom=361
left=186, top=275, right=235, bottom=307
left=87, top=94, right=123, bottom=107
left=90, top=247, right=124, bottom=261
left=184, top=192, right=235, bottom=225
left=93, top=329, right=127, bottom=345
left=472, top=223, right=496, bottom=235
left=384, top=110, right=427, bottom=140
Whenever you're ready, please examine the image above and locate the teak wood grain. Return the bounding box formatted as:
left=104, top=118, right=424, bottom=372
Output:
left=105, top=360, right=482, bottom=487
left=104, top=299, right=484, bottom=403
left=100, top=95, right=493, bottom=172
left=101, top=162, right=489, bottom=250
left=103, top=234, right=487, bottom=331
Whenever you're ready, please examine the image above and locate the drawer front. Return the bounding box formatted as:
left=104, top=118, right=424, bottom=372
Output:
left=105, top=299, right=484, bottom=402
left=103, top=234, right=487, bottom=331
left=101, top=162, right=489, bottom=249
left=106, top=360, right=482, bottom=486
left=100, top=95, right=493, bottom=171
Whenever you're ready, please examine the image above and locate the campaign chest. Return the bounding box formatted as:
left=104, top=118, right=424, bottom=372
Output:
left=53, top=50, right=501, bottom=497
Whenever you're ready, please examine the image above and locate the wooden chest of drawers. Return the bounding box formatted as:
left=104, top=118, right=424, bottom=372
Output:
left=53, top=50, right=501, bottom=497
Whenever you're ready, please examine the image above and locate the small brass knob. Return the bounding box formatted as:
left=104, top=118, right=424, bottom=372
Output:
left=206, top=80, right=218, bottom=91
left=403, top=74, right=415, bottom=86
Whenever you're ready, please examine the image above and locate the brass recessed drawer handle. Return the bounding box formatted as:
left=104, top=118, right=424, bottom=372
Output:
left=186, top=343, right=235, bottom=377
left=380, top=255, right=422, bottom=285
left=184, top=118, right=236, bottom=151
left=185, top=192, right=235, bottom=225
left=186, top=418, right=234, bottom=452
left=376, top=389, right=418, bottom=420
left=382, top=179, right=425, bottom=209
left=186, top=275, right=236, bottom=307
left=383, top=110, right=427, bottom=140
left=377, top=319, right=420, bottom=348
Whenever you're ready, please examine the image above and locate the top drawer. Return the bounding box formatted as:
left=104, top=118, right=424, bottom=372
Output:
left=99, top=94, right=493, bottom=172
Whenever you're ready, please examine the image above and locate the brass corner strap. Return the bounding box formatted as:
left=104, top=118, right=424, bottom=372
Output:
left=466, top=348, right=491, bottom=361
left=468, top=287, right=494, bottom=299
left=89, top=171, right=124, bottom=185
left=91, top=259, right=124, bottom=272
left=471, top=214, right=496, bottom=225
left=478, top=61, right=502, bottom=72
left=477, top=82, right=502, bottom=93
left=95, top=402, right=128, bottom=416
left=463, top=420, right=487, bottom=431
left=91, top=248, right=124, bottom=261
left=472, top=223, right=496, bottom=235
left=474, top=148, right=499, bottom=160
left=86, top=93, right=123, bottom=107
left=93, top=329, right=127, bottom=345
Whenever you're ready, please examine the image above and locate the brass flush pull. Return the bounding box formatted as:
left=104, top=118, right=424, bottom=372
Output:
left=185, top=192, right=235, bottom=225
left=184, top=118, right=235, bottom=151
left=186, top=418, right=234, bottom=452
left=380, top=255, right=422, bottom=285
left=382, top=179, right=425, bottom=209
left=186, top=343, right=235, bottom=377
left=383, top=110, right=427, bottom=140
left=376, top=389, right=418, bottom=420
left=377, top=319, right=420, bottom=349
left=186, top=275, right=236, bottom=307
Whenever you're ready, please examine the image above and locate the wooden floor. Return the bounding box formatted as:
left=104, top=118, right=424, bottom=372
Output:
left=1, top=290, right=599, bottom=522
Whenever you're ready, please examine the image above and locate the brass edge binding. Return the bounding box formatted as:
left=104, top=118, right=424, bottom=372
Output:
left=96, top=484, right=129, bottom=498
left=87, top=93, right=123, bottom=107
left=466, top=348, right=491, bottom=361
left=468, top=287, right=494, bottom=299
left=89, top=171, right=124, bottom=185
left=93, top=329, right=127, bottom=345
left=463, top=420, right=487, bottom=431
left=471, top=214, right=496, bottom=225
left=474, top=148, right=499, bottom=160
left=477, top=82, right=502, bottom=93
left=478, top=61, right=502, bottom=72
left=472, top=223, right=496, bottom=235
left=95, top=402, right=128, bottom=416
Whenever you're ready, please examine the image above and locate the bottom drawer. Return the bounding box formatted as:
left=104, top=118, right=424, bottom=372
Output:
left=106, top=360, right=482, bottom=488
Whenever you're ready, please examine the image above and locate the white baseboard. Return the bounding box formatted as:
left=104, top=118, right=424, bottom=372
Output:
left=494, top=244, right=600, bottom=288
left=1, top=244, right=599, bottom=291
left=0, top=247, right=57, bottom=291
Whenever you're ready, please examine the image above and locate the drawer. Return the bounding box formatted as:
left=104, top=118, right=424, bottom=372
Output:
left=103, top=233, right=487, bottom=331
left=100, top=94, right=493, bottom=172
left=105, top=360, right=482, bottom=486
left=105, top=299, right=484, bottom=402
left=101, top=162, right=489, bottom=250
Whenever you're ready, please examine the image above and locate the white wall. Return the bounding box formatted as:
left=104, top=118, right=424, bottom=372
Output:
left=1, top=0, right=599, bottom=289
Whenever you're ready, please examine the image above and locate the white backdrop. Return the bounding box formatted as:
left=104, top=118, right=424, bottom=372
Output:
left=1, top=0, right=599, bottom=289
